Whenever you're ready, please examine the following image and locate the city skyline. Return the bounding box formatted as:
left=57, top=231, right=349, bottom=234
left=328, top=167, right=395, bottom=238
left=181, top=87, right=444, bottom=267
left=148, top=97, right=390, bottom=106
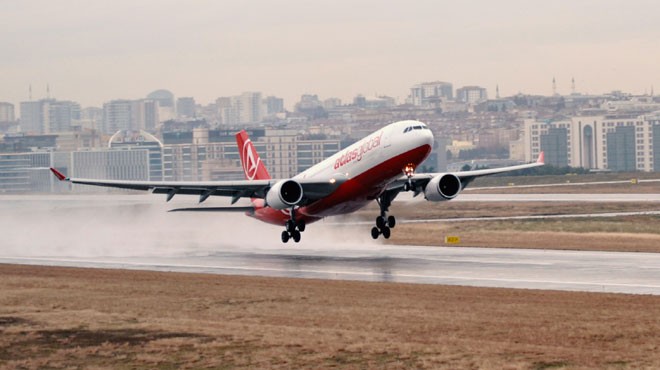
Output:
left=3, top=1, right=660, bottom=109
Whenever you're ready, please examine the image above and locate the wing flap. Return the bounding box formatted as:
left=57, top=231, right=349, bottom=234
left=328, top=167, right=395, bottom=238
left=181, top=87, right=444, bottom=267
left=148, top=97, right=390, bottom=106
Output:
left=168, top=206, right=254, bottom=213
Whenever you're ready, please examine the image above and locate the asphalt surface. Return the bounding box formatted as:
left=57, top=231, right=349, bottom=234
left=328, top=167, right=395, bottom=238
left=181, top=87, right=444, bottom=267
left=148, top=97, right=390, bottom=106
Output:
left=1, top=194, right=659, bottom=295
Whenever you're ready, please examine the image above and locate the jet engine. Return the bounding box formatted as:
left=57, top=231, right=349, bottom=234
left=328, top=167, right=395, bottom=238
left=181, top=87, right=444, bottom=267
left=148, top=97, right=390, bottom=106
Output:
left=266, top=179, right=304, bottom=209
left=424, top=173, right=462, bottom=201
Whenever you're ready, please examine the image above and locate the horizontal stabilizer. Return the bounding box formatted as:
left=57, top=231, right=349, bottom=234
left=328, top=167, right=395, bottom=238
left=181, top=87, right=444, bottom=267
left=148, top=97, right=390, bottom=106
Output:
left=168, top=206, right=254, bottom=213
left=50, top=167, right=68, bottom=181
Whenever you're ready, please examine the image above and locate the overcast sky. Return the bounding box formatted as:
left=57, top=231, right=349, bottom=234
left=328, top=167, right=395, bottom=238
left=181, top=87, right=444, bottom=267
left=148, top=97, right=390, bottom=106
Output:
left=2, top=0, right=660, bottom=109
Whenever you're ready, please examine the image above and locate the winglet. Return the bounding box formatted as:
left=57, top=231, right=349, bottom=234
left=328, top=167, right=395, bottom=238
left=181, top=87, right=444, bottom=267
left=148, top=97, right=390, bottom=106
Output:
left=50, top=167, right=68, bottom=181
left=537, top=152, right=545, bottom=165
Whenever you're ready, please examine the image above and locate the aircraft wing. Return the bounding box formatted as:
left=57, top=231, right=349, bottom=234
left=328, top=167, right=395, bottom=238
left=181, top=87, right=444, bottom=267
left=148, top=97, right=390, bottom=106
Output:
left=49, top=168, right=345, bottom=204
left=387, top=152, right=545, bottom=192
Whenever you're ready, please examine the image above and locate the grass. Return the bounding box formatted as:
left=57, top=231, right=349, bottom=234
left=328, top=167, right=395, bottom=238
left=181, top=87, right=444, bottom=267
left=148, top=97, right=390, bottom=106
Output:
left=381, top=216, right=660, bottom=252
left=2, top=264, right=660, bottom=369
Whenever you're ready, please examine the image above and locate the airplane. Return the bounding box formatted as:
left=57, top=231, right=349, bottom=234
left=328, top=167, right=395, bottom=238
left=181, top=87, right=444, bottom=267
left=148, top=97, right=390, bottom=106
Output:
left=50, top=120, right=545, bottom=243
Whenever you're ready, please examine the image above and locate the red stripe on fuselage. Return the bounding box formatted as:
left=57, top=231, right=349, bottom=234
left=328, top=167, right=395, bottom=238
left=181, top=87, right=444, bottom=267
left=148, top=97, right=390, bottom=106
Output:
left=249, top=144, right=432, bottom=226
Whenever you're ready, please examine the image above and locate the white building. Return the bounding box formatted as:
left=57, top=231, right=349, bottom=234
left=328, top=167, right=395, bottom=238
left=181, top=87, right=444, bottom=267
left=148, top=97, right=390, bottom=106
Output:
left=523, top=113, right=660, bottom=172
left=0, top=102, right=15, bottom=122
left=19, top=99, right=81, bottom=134
left=409, top=81, right=453, bottom=107
left=456, top=86, right=488, bottom=104
left=218, top=92, right=265, bottom=125
left=102, top=100, right=133, bottom=133
left=102, top=99, right=159, bottom=133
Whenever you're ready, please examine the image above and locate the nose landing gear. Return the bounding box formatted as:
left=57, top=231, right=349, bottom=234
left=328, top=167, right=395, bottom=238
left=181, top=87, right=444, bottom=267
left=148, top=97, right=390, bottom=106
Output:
left=371, top=164, right=417, bottom=240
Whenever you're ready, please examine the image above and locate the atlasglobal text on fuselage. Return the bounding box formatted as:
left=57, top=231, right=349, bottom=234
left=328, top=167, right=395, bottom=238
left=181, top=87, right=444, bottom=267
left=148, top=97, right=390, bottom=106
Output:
left=50, top=120, right=544, bottom=243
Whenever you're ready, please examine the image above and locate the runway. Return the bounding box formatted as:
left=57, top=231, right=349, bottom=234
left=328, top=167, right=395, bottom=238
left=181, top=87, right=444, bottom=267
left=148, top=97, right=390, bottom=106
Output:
left=3, top=245, right=660, bottom=295
left=2, top=194, right=659, bottom=295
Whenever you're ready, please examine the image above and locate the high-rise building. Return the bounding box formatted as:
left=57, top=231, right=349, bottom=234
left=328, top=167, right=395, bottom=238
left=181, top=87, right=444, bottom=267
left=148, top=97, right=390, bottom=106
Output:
left=132, top=100, right=159, bottom=131
left=0, top=102, right=15, bottom=122
left=19, top=99, right=80, bottom=134
left=239, top=91, right=263, bottom=124
left=217, top=92, right=265, bottom=125
left=47, top=100, right=81, bottom=133
left=176, top=97, right=196, bottom=118
left=79, top=107, right=103, bottom=131
left=147, top=89, right=175, bottom=121
left=409, top=81, right=453, bottom=107
left=19, top=101, right=43, bottom=133
left=102, top=100, right=133, bottom=133
left=219, top=96, right=240, bottom=126
left=456, top=86, right=488, bottom=104
left=264, top=96, right=284, bottom=115
left=523, top=114, right=658, bottom=171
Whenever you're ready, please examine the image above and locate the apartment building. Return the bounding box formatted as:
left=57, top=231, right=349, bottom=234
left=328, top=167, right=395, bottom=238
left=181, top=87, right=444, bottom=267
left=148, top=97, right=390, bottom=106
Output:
left=523, top=112, right=660, bottom=171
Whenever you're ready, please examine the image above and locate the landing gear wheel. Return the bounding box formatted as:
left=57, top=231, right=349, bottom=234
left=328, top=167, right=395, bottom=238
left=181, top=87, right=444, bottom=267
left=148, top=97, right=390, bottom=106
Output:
left=376, top=216, right=386, bottom=229
left=387, top=215, right=396, bottom=228
left=286, top=220, right=296, bottom=233
left=291, top=230, right=301, bottom=243
left=381, top=226, right=391, bottom=239
left=297, top=220, right=306, bottom=232
left=281, top=231, right=290, bottom=243
left=371, top=227, right=380, bottom=239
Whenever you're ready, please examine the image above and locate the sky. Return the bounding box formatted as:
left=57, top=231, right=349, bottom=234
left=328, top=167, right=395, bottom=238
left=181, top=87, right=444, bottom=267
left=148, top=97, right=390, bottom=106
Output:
left=2, top=0, right=660, bottom=109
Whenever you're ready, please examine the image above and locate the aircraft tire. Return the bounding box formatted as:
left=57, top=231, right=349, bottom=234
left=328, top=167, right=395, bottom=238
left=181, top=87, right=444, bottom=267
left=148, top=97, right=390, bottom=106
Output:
left=298, top=220, right=306, bottom=232
left=381, top=226, right=391, bottom=239
left=281, top=231, right=290, bottom=243
left=387, top=215, right=396, bottom=228
left=376, top=216, right=386, bottom=229
left=292, top=230, right=301, bottom=243
left=286, top=220, right=296, bottom=233
left=371, top=227, right=380, bottom=239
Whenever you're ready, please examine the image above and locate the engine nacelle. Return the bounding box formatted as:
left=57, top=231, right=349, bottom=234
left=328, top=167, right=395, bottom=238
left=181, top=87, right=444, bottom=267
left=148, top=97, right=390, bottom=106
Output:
left=266, top=179, right=304, bottom=210
left=424, top=173, right=462, bottom=202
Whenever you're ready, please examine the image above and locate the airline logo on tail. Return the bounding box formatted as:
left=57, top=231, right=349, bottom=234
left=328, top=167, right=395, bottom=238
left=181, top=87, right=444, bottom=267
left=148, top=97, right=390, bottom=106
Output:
left=236, top=130, right=271, bottom=181
left=242, top=139, right=260, bottom=180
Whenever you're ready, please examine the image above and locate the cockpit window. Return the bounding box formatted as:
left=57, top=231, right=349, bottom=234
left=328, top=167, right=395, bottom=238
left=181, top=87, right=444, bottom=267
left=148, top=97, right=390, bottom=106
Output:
left=404, top=124, right=429, bottom=133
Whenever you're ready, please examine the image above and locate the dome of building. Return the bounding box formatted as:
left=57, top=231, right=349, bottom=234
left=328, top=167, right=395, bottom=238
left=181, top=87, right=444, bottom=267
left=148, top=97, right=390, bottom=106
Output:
left=146, top=89, right=174, bottom=107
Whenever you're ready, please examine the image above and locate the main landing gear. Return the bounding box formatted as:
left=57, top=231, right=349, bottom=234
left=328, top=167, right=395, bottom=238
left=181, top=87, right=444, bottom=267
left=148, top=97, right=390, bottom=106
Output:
left=281, top=208, right=305, bottom=243
left=371, top=192, right=396, bottom=240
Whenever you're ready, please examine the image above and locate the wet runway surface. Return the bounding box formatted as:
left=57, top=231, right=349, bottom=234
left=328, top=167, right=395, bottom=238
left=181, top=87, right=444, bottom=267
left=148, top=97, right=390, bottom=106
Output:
left=3, top=245, right=660, bottom=295
left=2, top=194, right=660, bottom=295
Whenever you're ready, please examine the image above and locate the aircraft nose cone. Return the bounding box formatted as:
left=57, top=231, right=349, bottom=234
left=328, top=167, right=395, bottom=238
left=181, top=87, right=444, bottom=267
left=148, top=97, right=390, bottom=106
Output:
left=419, top=126, right=434, bottom=147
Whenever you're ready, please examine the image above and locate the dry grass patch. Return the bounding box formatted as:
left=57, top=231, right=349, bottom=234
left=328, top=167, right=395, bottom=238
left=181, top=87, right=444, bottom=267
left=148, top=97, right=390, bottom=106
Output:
left=383, top=201, right=660, bottom=220
left=380, top=216, right=660, bottom=252
left=349, top=201, right=660, bottom=252
left=2, top=264, right=660, bottom=369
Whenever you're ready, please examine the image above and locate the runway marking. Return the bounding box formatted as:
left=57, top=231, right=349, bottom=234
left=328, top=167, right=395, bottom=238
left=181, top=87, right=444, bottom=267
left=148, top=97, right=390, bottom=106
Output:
left=467, top=178, right=660, bottom=190
left=3, top=257, right=660, bottom=294
left=332, top=210, right=660, bottom=226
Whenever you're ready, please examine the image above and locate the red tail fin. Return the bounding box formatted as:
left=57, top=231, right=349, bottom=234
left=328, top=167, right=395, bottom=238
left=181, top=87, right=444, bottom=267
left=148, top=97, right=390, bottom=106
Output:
left=236, top=130, right=271, bottom=180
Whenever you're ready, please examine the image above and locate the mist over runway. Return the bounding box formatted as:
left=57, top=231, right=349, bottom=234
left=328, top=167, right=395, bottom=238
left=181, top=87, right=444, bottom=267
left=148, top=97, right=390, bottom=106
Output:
left=2, top=194, right=660, bottom=295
